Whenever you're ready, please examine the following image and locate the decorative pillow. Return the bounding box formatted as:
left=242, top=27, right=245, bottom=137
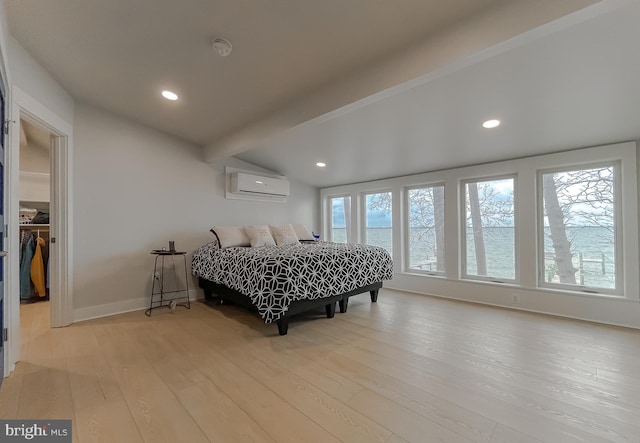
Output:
left=210, top=226, right=250, bottom=248
left=270, top=224, right=300, bottom=246
left=245, top=225, right=276, bottom=247
left=292, top=224, right=315, bottom=241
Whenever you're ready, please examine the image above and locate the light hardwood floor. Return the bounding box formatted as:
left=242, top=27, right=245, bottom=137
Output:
left=2, top=290, right=640, bottom=443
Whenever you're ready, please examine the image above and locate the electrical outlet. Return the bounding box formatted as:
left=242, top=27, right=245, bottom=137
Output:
left=512, top=294, right=520, bottom=304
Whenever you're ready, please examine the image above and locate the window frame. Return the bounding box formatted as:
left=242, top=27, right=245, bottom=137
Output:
left=360, top=189, right=393, bottom=254
left=460, top=173, right=519, bottom=284
left=403, top=182, right=446, bottom=276
left=536, top=161, right=622, bottom=296
left=319, top=141, right=639, bottom=307
left=326, top=193, right=353, bottom=243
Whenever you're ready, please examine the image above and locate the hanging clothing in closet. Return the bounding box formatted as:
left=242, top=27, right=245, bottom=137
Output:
left=31, top=236, right=47, bottom=297
left=19, top=230, right=49, bottom=300
left=20, top=231, right=35, bottom=299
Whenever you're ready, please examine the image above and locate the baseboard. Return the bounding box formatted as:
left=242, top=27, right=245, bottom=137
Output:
left=73, top=289, right=202, bottom=323
left=386, top=274, right=640, bottom=330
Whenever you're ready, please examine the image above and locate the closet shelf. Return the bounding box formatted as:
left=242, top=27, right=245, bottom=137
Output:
left=20, top=200, right=50, bottom=205
left=20, top=224, right=50, bottom=229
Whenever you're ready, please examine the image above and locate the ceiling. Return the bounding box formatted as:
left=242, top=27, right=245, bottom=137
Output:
left=6, top=0, right=511, bottom=146
left=236, top=0, right=640, bottom=187
left=6, top=0, right=629, bottom=189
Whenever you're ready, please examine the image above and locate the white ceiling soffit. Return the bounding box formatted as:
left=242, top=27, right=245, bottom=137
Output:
left=5, top=0, right=596, bottom=152
left=4, top=0, right=503, bottom=145
left=235, top=0, right=640, bottom=188
left=204, top=0, right=600, bottom=162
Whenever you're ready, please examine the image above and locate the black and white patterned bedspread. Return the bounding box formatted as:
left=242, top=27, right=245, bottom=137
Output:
left=191, top=241, right=393, bottom=323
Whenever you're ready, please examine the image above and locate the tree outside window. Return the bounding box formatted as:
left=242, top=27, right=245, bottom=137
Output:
left=330, top=196, right=352, bottom=243
left=407, top=185, right=445, bottom=273
left=364, top=192, right=392, bottom=254
left=463, top=177, right=516, bottom=281
left=541, top=165, right=616, bottom=290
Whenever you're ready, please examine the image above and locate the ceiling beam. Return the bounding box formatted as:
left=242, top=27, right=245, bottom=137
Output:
left=203, top=0, right=602, bottom=163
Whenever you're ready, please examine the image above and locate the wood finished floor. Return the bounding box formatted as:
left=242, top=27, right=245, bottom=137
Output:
left=1, top=290, right=640, bottom=443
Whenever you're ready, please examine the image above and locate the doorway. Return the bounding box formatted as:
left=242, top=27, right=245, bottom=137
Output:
left=18, top=118, right=52, bottom=328
left=3, top=87, right=74, bottom=378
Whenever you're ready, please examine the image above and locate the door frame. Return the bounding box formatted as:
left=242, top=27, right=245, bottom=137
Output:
left=0, top=31, right=10, bottom=380
left=4, top=86, right=73, bottom=375
left=0, top=38, right=8, bottom=385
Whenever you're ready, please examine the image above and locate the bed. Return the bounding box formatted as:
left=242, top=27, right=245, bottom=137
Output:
left=191, top=239, right=393, bottom=335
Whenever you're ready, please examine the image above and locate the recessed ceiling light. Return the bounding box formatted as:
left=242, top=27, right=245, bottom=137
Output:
left=316, top=162, right=326, bottom=167
left=482, top=119, right=500, bottom=129
left=162, top=90, right=178, bottom=101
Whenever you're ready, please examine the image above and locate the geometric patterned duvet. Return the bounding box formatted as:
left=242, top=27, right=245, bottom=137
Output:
left=191, top=240, right=393, bottom=324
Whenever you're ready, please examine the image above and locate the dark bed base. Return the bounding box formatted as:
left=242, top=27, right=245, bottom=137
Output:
left=198, top=278, right=382, bottom=336
left=337, top=282, right=381, bottom=313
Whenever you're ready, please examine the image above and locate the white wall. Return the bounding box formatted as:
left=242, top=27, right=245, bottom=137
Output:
left=72, top=102, right=318, bottom=319
left=20, top=137, right=50, bottom=173
left=0, top=3, right=11, bottom=88
left=18, top=172, right=49, bottom=203
left=19, top=134, right=50, bottom=203
left=2, top=25, right=319, bottom=322
left=8, top=37, right=74, bottom=124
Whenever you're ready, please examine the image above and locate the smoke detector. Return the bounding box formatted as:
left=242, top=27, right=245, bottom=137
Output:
left=211, top=38, right=232, bottom=57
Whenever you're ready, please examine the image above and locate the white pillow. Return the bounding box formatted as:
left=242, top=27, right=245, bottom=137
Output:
left=293, top=224, right=315, bottom=241
left=210, top=226, right=250, bottom=248
left=270, top=224, right=300, bottom=246
left=245, top=225, right=276, bottom=247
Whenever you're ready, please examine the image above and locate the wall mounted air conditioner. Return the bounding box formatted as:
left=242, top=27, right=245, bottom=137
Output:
left=230, top=172, right=290, bottom=197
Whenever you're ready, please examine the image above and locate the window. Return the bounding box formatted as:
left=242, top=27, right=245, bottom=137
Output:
left=539, top=164, right=618, bottom=292
left=329, top=196, right=352, bottom=243
left=364, top=191, right=392, bottom=254
left=406, top=184, right=445, bottom=273
left=463, top=177, right=516, bottom=281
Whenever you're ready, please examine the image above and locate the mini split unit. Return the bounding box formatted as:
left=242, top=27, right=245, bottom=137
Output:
left=230, top=172, right=290, bottom=197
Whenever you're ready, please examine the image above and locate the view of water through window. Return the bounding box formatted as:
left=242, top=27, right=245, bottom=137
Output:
left=365, top=192, right=392, bottom=255
left=464, top=178, right=515, bottom=280
left=541, top=166, right=616, bottom=289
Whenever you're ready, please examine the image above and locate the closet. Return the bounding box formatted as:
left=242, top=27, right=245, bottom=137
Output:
left=18, top=119, right=52, bottom=303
